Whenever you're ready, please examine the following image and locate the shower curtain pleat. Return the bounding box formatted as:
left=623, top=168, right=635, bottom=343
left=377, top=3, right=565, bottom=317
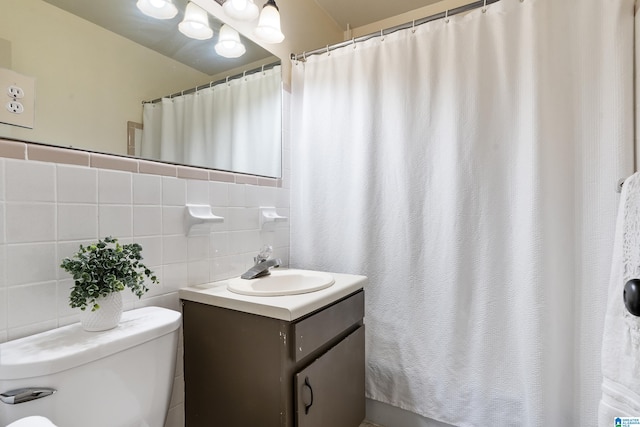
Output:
left=140, top=66, right=282, bottom=177
left=290, top=0, right=634, bottom=425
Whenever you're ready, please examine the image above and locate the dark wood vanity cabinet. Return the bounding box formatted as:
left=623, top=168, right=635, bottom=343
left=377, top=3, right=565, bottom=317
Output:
left=182, top=290, right=365, bottom=427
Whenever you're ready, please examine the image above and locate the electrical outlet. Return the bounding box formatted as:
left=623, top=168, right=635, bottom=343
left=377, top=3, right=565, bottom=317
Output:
left=0, top=68, right=35, bottom=128
left=6, top=100, right=24, bottom=114
left=7, top=85, right=24, bottom=99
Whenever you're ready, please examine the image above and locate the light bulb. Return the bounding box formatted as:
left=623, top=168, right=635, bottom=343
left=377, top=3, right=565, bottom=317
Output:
left=136, top=0, right=178, bottom=19
left=223, top=0, right=259, bottom=21
left=232, top=0, right=248, bottom=10
left=215, top=24, right=246, bottom=58
left=254, top=0, right=284, bottom=43
left=179, top=2, right=213, bottom=40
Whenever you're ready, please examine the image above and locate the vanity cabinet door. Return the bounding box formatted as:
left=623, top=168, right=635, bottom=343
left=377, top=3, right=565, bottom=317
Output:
left=295, top=326, right=365, bottom=427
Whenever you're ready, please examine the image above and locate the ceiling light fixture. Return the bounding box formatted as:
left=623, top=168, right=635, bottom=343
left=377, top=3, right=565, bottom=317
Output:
left=136, top=0, right=178, bottom=20
left=179, top=2, right=213, bottom=40
left=215, top=24, right=247, bottom=58
left=222, top=0, right=259, bottom=21
left=254, top=0, right=284, bottom=44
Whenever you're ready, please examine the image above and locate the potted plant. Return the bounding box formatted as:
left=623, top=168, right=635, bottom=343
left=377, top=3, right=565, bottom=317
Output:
left=60, top=236, right=158, bottom=331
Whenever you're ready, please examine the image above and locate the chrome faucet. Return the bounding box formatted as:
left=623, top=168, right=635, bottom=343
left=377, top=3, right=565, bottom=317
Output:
left=241, top=245, right=281, bottom=280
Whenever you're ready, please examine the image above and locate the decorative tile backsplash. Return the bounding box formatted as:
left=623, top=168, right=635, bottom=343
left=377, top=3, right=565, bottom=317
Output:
left=0, top=140, right=291, bottom=427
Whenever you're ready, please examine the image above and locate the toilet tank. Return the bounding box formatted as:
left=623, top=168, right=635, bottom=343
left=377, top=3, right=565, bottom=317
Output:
left=0, top=306, right=182, bottom=427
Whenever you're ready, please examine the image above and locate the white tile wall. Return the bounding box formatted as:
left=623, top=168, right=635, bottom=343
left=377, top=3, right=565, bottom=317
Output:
left=99, top=205, right=133, bottom=237
left=7, top=281, right=57, bottom=329
left=210, top=231, right=229, bottom=257
left=209, top=181, right=228, bottom=206
left=162, top=206, right=185, bottom=235
left=98, top=170, right=132, bottom=204
left=0, top=159, right=4, bottom=202
left=228, top=183, right=246, bottom=206
left=133, top=206, right=163, bottom=236
left=187, top=235, right=209, bottom=260
left=5, top=160, right=55, bottom=202
left=5, top=203, right=56, bottom=243
left=162, top=177, right=186, bottom=206
left=0, top=155, right=290, bottom=427
left=0, top=202, right=4, bottom=245
left=58, top=204, right=98, bottom=241
left=185, top=180, right=209, bottom=205
left=136, top=235, right=163, bottom=266
left=0, top=244, right=5, bottom=288
left=228, top=207, right=260, bottom=230
left=133, top=173, right=162, bottom=205
left=56, top=278, right=79, bottom=324
left=6, top=243, right=57, bottom=286
left=57, top=165, right=97, bottom=203
left=163, top=235, right=189, bottom=264
left=187, top=260, right=210, bottom=286
left=0, top=286, right=6, bottom=332
left=0, top=160, right=5, bottom=344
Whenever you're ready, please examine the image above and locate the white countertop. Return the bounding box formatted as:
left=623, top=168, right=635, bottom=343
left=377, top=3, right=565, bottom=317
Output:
left=179, top=269, right=366, bottom=321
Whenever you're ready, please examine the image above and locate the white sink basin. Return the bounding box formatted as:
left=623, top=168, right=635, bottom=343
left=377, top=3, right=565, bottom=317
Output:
left=227, top=269, right=335, bottom=296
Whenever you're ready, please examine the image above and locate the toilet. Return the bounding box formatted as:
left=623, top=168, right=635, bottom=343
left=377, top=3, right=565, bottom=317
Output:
left=6, top=416, right=57, bottom=426
left=0, top=306, right=182, bottom=427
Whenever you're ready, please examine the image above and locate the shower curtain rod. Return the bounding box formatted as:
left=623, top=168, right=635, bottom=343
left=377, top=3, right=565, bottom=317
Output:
left=143, top=61, right=280, bottom=104
left=291, top=0, right=501, bottom=62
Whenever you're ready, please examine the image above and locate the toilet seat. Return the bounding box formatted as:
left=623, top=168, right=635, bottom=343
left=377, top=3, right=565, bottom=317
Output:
left=7, top=416, right=58, bottom=427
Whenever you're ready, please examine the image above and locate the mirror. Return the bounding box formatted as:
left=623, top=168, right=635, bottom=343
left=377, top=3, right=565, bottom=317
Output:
left=0, top=0, right=282, bottom=177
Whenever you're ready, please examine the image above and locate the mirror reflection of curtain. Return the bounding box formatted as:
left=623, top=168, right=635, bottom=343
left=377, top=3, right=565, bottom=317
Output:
left=140, top=65, right=282, bottom=177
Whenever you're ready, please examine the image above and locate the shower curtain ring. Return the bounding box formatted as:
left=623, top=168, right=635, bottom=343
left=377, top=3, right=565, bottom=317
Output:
left=262, top=65, right=265, bottom=74
left=482, top=0, right=487, bottom=12
left=352, top=38, right=356, bottom=49
left=380, top=29, right=385, bottom=41
left=326, top=45, right=330, bottom=56
left=412, top=20, right=416, bottom=33
left=243, top=70, right=247, bottom=81
left=444, top=10, right=450, bottom=23
left=226, top=76, right=230, bottom=86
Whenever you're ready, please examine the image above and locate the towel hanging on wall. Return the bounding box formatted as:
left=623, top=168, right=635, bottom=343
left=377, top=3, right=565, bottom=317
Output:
left=598, top=172, right=640, bottom=425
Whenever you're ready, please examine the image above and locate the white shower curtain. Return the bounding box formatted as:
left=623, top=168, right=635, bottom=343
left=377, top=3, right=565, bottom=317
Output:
left=141, top=65, right=282, bottom=177
left=290, top=0, right=633, bottom=425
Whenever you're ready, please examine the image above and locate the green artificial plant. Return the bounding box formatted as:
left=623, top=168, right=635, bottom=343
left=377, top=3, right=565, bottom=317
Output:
left=60, top=236, right=158, bottom=311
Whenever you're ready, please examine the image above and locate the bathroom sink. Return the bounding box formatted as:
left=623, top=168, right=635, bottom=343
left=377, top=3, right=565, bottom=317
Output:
left=227, top=269, right=335, bottom=296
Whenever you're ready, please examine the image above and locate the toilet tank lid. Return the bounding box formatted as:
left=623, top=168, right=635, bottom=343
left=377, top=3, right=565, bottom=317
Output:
left=0, top=306, right=181, bottom=381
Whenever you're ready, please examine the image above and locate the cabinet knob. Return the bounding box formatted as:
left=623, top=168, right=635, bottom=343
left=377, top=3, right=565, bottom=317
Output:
left=624, top=279, right=640, bottom=316
left=302, top=376, right=314, bottom=415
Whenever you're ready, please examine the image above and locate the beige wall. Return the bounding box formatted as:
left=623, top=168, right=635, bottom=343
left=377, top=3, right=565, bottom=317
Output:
left=350, top=0, right=477, bottom=38
left=0, top=0, right=211, bottom=154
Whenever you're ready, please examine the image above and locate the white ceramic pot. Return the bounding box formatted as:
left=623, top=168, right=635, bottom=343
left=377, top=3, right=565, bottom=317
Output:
left=80, top=292, right=123, bottom=332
